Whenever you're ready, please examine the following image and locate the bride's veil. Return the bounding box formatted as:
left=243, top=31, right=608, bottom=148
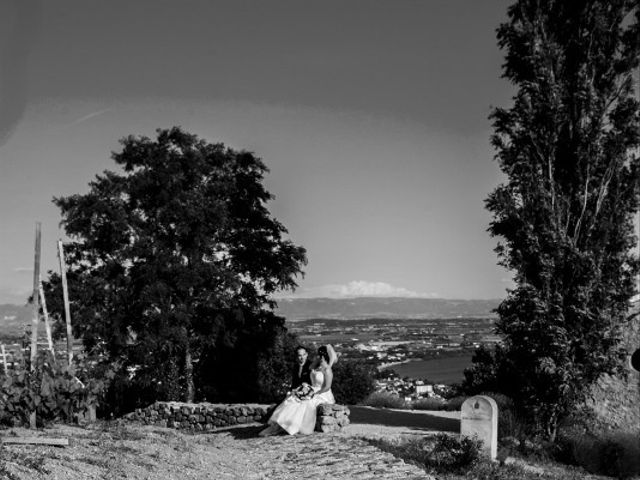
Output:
left=326, top=344, right=338, bottom=367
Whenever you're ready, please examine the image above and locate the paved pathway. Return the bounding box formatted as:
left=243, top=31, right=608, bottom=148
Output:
left=212, top=425, right=433, bottom=480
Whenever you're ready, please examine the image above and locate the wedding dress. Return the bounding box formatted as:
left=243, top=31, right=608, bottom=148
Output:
left=267, top=369, right=335, bottom=435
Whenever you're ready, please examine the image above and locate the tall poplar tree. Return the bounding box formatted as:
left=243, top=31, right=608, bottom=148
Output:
left=464, top=1, right=640, bottom=439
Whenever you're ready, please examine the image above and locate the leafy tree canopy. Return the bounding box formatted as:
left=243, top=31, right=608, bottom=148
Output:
left=464, top=1, right=640, bottom=440
left=331, top=359, right=377, bottom=405
left=43, top=127, right=306, bottom=406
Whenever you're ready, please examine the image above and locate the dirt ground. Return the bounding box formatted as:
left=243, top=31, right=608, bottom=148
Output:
left=0, top=412, right=450, bottom=480
left=1, top=409, right=609, bottom=480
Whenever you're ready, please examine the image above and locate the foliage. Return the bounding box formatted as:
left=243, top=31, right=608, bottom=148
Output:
left=0, top=350, right=111, bottom=426
left=41, top=127, right=306, bottom=404
left=369, top=434, right=599, bottom=480
left=433, top=383, right=461, bottom=400
left=361, top=391, right=407, bottom=409
left=195, top=318, right=298, bottom=403
left=466, top=1, right=640, bottom=440
left=440, top=396, right=466, bottom=412
left=555, top=430, right=640, bottom=479
left=368, top=434, right=482, bottom=474
left=331, top=359, right=376, bottom=405
left=411, top=397, right=446, bottom=410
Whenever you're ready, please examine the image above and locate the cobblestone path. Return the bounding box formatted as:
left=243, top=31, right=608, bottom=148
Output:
left=238, top=428, right=432, bottom=480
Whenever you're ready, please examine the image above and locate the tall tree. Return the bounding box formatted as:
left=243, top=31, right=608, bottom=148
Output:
left=464, top=1, right=640, bottom=439
left=44, top=127, right=306, bottom=404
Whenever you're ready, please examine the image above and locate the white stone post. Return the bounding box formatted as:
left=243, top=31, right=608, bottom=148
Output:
left=460, top=395, right=498, bottom=461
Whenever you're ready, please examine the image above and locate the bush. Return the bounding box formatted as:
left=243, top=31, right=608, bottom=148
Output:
left=368, top=434, right=590, bottom=480
left=411, top=397, right=446, bottom=410
left=196, top=317, right=296, bottom=404
left=426, top=434, right=482, bottom=472
left=369, top=434, right=482, bottom=474
left=442, top=395, right=466, bottom=411
left=331, top=359, right=376, bottom=405
left=361, top=391, right=407, bottom=409
left=557, top=431, right=640, bottom=479
left=0, top=350, right=111, bottom=426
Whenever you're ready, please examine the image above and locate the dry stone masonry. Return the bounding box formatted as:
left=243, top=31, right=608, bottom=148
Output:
left=315, top=403, right=350, bottom=432
left=126, top=401, right=350, bottom=433
left=126, top=402, right=272, bottom=431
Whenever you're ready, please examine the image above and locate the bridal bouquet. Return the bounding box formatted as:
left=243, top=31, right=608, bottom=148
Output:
left=292, top=383, right=315, bottom=401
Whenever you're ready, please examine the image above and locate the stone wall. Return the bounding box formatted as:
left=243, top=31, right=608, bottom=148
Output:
left=125, top=401, right=350, bottom=433
left=315, top=404, right=350, bottom=432
left=125, top=402, right=272, bottom=431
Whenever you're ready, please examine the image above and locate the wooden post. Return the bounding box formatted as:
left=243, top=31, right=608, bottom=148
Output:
left=30, top=223, right=41, bottom=369
left=57, top=240, right=73, bottom=365
left=0, top=344, right=7, bottom=376
left=38, top=280, right=55, bottom=356
left=30, top=222, right=41, bottom=429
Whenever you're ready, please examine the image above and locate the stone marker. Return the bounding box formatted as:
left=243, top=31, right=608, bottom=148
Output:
left=460, top=395, right=498, bottom=460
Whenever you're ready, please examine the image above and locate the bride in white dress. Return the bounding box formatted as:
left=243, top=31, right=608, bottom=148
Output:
left=260, top=345, right=337, bottom=436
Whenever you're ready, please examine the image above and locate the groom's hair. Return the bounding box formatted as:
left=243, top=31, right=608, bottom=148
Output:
left=295, top=345, right=308, bottom=353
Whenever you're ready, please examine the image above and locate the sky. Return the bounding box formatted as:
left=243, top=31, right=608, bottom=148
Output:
left=0, top=0, right=516, bottom=304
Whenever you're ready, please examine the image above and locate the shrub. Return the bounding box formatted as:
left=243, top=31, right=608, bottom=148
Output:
left=557, top=431, right=640, bottom=479
left=411, top=397, right=446, bottom=410
left=361, top=391, right=407, bottom=409
left=497, top=408, right=530, bottom=443
left=474, top=392, right=532, bottom=441
left=0, top=350, right=111, bottom=426
left=426, top=434, right=482, bottom=472
left=442, top=396, right=466, bottom=411
left=368, top=434, right=482, bottom=474
left=331, top=359, right=376, bottom=405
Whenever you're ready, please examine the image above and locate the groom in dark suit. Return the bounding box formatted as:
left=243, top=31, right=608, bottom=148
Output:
left=291, top=346, right=312, bottom=389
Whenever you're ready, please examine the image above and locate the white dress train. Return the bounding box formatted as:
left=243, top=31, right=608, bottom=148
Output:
left=267, top=369, right=335, bottom=435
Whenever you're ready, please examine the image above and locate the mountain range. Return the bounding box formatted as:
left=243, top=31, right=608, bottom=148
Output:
left=275, top=297, right=500, bottom=321
left=0, top=297, right=501, bottom=338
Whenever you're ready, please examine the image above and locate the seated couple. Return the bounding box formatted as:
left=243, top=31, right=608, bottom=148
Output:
left=259, top=344, right=337, bottom=436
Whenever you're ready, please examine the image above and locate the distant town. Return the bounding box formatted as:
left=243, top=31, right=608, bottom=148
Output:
left=288, top=315, right=501, bottom=400
left=1, top=301, right=502, bottom=400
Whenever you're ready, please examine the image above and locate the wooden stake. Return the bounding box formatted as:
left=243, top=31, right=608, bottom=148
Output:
left=30, top=222, right=41, bottom=370
left=57, top=240, right=73, bottom=364
left=0, top=344, right=7, bottom=376
left=39, top=280, right=55, bottom=355
left=30, top=222, right=42, bottom=429
left=0, top=436, right=69, bottom=447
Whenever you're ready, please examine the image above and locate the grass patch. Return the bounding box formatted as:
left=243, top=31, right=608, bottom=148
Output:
left=0, top=443, right=51, bottom=476
left=78, top=455, right=111, bottom=468
left=367, top=433, right=481, bottom=475
left=366, top=434, right=599, bottom=480
left=556, top=430, right=640, bottom=479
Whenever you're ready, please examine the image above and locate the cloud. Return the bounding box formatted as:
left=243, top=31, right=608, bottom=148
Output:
left=64, top=108, right=112, bottom=127
left=284, top=281, right=439, bottom=299
left=13, top=267, right=32, bottom=273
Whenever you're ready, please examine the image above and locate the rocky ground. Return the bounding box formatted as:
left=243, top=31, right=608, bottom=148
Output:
left=0, top=420, right=435, bottom=480
left=0, top=408, right=615, bottom=480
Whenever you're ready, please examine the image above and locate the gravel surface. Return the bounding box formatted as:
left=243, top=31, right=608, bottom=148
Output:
left=0, top=418, right=434, bottom=480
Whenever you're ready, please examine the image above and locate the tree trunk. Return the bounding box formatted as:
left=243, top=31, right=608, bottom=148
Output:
left=184, top=343, right=194, bottom=403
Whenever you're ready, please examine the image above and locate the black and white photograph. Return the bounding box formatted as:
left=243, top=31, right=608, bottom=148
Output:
left=1, top=1, right=640, bottom=479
